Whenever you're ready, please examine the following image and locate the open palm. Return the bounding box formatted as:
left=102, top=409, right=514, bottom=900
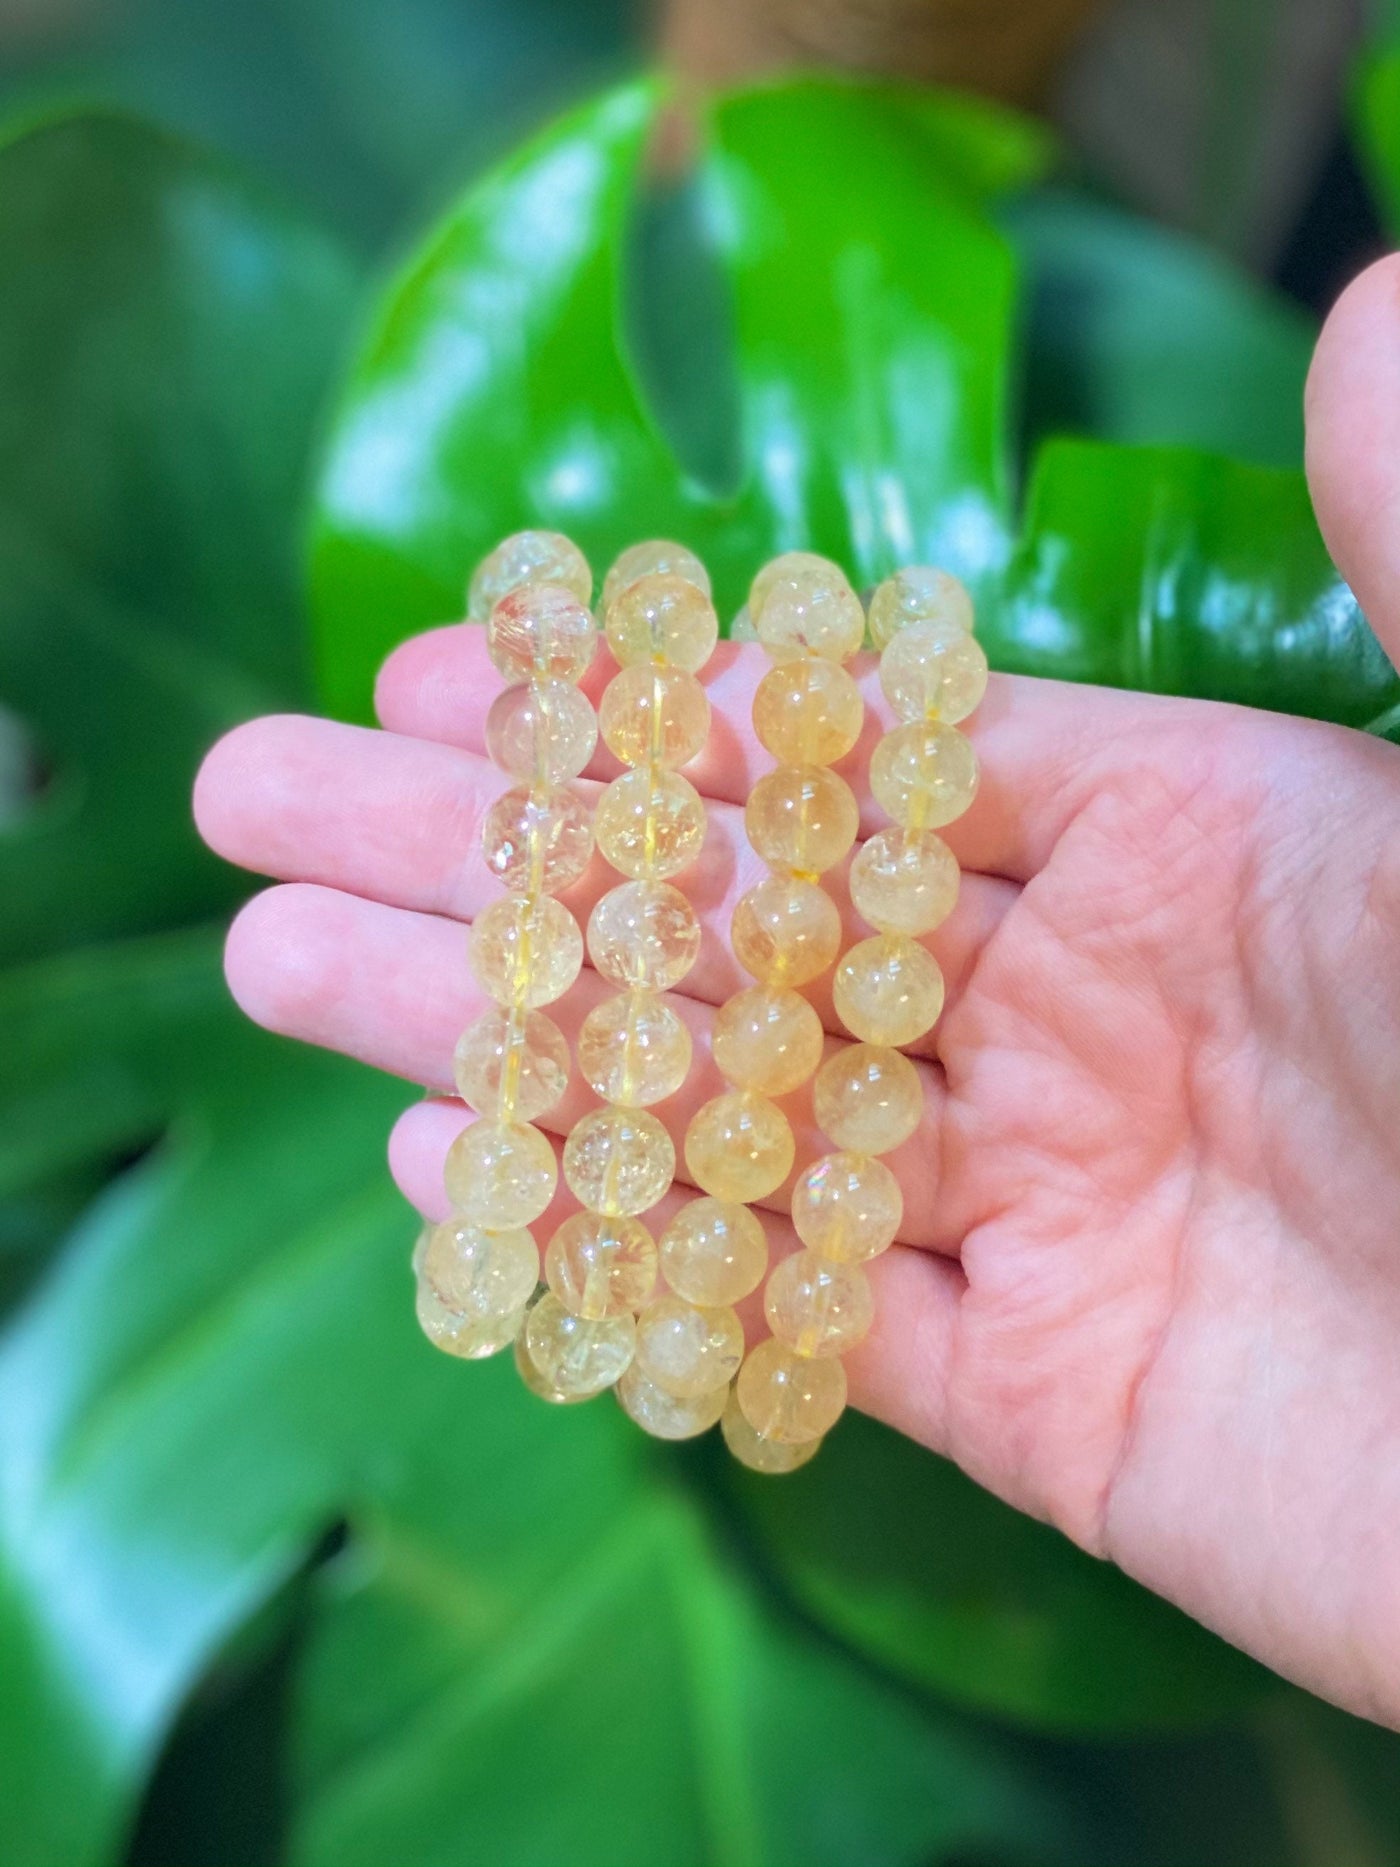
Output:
left=195, top=257, right=1400, bottom=1729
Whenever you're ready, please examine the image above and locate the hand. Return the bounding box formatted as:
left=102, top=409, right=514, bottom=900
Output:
left=194, top=254, right=1400, bottom=1732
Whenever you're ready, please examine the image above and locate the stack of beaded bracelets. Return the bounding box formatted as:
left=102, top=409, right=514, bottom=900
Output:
left=410, top=533, right=987, bottom=1476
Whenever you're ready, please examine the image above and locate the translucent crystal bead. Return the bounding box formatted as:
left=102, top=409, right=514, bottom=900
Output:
left=587, top=880, right=700, bottom=990
left=813, top=1044, right=922, bottom=1156
left=481, top=782, right=593, bottom=895
left=452, top=1007, right=571, bottom=1122
left=419, top=1216, right=539, bottom=1318
left=416, top=1280, right=526, bottom=1358
left=487, top=582, right=597, bottom=685
left=754, top=569, right=865, bottom=664
left=765, top=1249, right=874, bottom=1358
left=870, top=722, right=979, bottom=830
left=867, top=566, right=974, bottom=651
left=751, top=659, right=864, bottom=767
left=720, top=1389, right=822, bottom=1473
left=468, top=894, right=582, bottom=1008
left=545, top=1211, right=657, bottom=1318
left=849, top=826, right=959, bottom=936
left=792, top=1151, right=903, bottom=1262
left=602, top=539, right=711, bottom=610
left=617, top=1362, right=727, bottom=1439
left=729, top=602, right=756, bottom=642
left=635, top=1295, right=744, bottom=1398
left=879, top=617, right=988, bottom=724
left=563, top=1105, right=675, bottom=1216
left=749, top=551, right=847, bottom=621
left=525, top=1293, right=635, bottom=1398
left=468, top=529, right=592, bottom=620
left=736, top=1336, right=846, bottom=1444
left=685, top=1090, right=794, bottom=1203
left=443, top=1118, right=557, bottom=1225
left=745, top=765, right=859, bottom=876
left=660, top=1198, right=768, bottom=1307
left=577, top=990, right=692, bottom=1106
left=485, top=677, right=597, bottom=784
left=598, top=664, right=710, bottom=771
left=731, top=875, right=841, bottom=987
left=712, top=985, right=824, bottom=1096
left=604, top=573, right=719, bottom=673
left=515, top=1310, right=590, bottom=1404
left=594, top=768, right=706, bottom=879
left=834, top=934, right=945, bottom=1047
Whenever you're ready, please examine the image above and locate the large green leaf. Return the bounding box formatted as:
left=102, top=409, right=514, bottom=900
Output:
left=1353, top=45, right=1400, bottom=240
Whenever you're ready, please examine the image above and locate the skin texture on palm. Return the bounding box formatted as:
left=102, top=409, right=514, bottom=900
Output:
left=195, top=254, right=1400, bottom=1731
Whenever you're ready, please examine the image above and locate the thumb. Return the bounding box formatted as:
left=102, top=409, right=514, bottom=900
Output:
left=1306, top=252, right=1400, bottom=669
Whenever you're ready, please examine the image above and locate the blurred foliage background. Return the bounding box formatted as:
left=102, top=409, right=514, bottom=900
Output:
left=4, top=2, right=1400, bottom=1865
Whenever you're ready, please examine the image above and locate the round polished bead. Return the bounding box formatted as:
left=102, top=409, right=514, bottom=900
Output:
left=577, top=990, right=692, bottom=1107
left=598, top=664, right=710, bottom=770
left=635, top=1295, right=744, bottom=1398
left=452, top=1007, right=570, bottom=1122
left=746, top=765, right=859, bottom=876
left=659, top=1198, right=768, bottom=1307
left=792, top=1151, right=903, bottom=1262
left=685, top=1090, right=794, bottom=1203
left=416, top=1280, right=525, bottom=1358
left=604, top=572, right=719, bottom=673
left=617, top=1362, right=727, bottom=1439
left=879, top=617, right=988, bottom=723
left=525, top=1292, right=635, bottom=1398
left=587, top=880, right=700, bottom=990
left=813, top=1045, right=923, bottom=1156
left=602, top=539, right=711, bottom=610
left=712, top=986, right=824, bottom=1096
left=867, top=566, right=974, bottom=651
left=870, top=722, right=979, bottom=830
left=468, top=894, right=583, bottom=1008
left=729, top=602, right=756, bottom=642
left=849, top=826, right=959, bottom=936
left=594, top=768, right=706, bottom=879
left=749, top=551, right=847, bottom=621
left=765, top=1249, right=874, bottom=1358
left=736, top=1336, right=846, bottom=1444
left=754, top=570, right=865, bottom=664
left=487, top=582, right=597, bottom=685
left=720, top=1389, right=822, bottom=1473
left=751, top=659, right=864, bottom=767
left=481, top=782, right=593, bottom=895
left=443, top=1118, right=557, bottom=1225
left=485, top=677, right=597, bottom=785
left=469, top=529, right=592, bottom=620
left=419, top=1217, right=539, bottom=1318
left=834, top=934, right=945, bottom=1047
left=563, top=1105, right=675, bottom=1217
left=730, top=875, right=841, bottom=987
left=515, top=1308, right=591, bottom=1404
left=545, top=1211, right=657, bottom=1318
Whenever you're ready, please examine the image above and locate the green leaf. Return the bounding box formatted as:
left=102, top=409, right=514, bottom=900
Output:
left=1352, top=46, right=1400, bottom=240
left=0, top=112, right=356, bottom=964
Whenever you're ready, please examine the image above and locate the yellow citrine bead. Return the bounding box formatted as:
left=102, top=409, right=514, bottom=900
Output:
left=453, top=1007, right=570, bottom=1122
left=791, top=1150, right=903, bottom=1262
left=594, top=768, right=706, bottom=879
left=487, top=582, right=597, bottom=685
left=418, top=1217, right=539, bottom=1318
left=515, top=1300, right=590, bottom=1404
left=525, top=1292, right=635, bottom=1398
left=749, top=551, right=847, bottom=620
left=577, top=990, right=692, bottom=1107
left=736, top=1336, right=846, bottom=1444
left=618, top=1362, right=728, bottom=1438
left=730, top=875, right=841, bottom=987
left=813, top=1045, right=923, bottom=1156
left=869, top=722, right=979, bottom=830
left=659, top=1198, right=768, bottom=1306
left=602, top=539, right=711, bottom=610
left=598, top=664, right=710, bottom=771
left=833, top=934, right=945, bottom=1047
left=751, top=658, right=864, bottom=766
left=468, top=894, right=583, bottom=1008
left=545, top=1211, right=657, bottom=1318
left=720, top=1389, right=822, bottom=1473
left=469, top=529, right=592, bottom=620
left=765, top=1249, right=874, bottom=1358
left=563, top=1105, right=675, bottom=1217
left=754, top=570, right=865, bottom=664
left=481, top=782, right=594, bottom=895
left=879, top=617, right=988, bottom=724
left=745, top=765, right=859, bottom=876
left=849, top=826, right=959, bottom=936
left=416, top=1280, right=526, bottom=1359
left=604, top=572, right=719, bottom=673
left=635, top=1295, right=744, bottom=1398
left=685, top=1090, right=794, bottom=1203
left=587, top=880, right=701, bottom=990
left=443, top=1118, right=557, bottom=1226
left=867, top=566, right=974, bottom=651
left=711, top=985, right=824, bottom=1096
left=485, top=677, right=597, bottom=784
